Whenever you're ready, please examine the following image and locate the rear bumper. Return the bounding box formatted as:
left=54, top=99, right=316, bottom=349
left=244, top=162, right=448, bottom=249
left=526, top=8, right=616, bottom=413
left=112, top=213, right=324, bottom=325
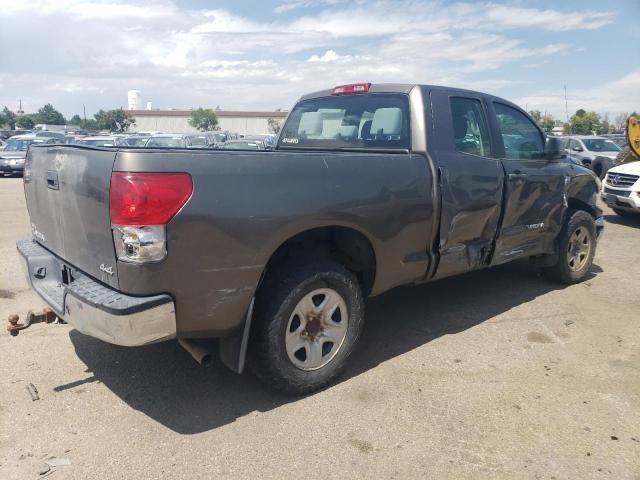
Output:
left=17, top=239, right=176, bottom=346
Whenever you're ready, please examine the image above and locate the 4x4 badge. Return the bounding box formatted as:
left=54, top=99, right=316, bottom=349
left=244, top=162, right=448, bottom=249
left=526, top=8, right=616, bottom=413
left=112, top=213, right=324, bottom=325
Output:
left=99, top=264, right=114, bottom=275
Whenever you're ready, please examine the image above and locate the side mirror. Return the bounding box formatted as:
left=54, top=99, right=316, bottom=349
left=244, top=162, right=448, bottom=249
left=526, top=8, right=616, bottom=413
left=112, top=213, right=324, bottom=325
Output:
left=572, top=146, right=583, bottom=152
left=544, top=137, right=566, bottom=161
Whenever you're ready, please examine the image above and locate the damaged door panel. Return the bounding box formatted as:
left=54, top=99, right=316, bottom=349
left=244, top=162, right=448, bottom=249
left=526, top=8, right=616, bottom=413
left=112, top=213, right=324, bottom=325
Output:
left=489, top=102, right=566, bottom=264
left=427, top=90, right=504, bottom=279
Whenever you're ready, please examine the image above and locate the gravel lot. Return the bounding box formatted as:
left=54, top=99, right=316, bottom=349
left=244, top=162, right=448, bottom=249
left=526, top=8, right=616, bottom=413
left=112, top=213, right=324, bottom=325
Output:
left=0, top=176, right=639, bottom=479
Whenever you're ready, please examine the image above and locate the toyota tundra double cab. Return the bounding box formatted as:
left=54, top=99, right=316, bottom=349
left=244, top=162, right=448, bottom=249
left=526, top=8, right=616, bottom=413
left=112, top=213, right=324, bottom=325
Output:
left=17, top=83, right=604, bottom=394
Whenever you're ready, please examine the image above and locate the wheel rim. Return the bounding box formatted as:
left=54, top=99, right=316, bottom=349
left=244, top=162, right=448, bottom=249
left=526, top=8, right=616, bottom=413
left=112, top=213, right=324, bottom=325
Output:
left=566, top=226, right=592, bottom=272
left=285, top=288, right=349, bottom=371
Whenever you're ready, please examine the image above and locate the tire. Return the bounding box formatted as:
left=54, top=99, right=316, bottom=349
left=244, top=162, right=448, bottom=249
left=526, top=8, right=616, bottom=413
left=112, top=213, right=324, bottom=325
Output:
left=545, top=210, right=596, bottom=284
left=250, top=258, right=365, bottom=395
left=593, top=163, right=603, bottom=179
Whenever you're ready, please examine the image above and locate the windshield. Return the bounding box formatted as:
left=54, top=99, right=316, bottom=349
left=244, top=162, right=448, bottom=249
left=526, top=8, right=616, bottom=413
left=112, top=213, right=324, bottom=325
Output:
left=278, top=93, right=410, bottom=150
left=583, top=139, right=621, bottom=152
left=145, top=136, right=186, bottom=148
left=4, top=139, right=35, bottom=151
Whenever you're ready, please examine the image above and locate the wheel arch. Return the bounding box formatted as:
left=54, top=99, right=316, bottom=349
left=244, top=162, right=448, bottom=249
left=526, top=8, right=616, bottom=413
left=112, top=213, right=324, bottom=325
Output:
left=259, top=225, right=378, bottom=297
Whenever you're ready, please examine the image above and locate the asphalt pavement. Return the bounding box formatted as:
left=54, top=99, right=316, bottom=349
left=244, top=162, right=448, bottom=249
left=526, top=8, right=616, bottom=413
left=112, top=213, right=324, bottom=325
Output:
left=0, top=177, right=638, bottom=479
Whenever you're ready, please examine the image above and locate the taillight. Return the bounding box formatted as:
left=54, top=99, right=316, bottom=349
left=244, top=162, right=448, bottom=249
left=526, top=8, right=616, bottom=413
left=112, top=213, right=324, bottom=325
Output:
left=109, top=172, right=192, bottom=263
left=109, top=172, right=192, bottom=225
left=331, top=83, right=370, bottom=95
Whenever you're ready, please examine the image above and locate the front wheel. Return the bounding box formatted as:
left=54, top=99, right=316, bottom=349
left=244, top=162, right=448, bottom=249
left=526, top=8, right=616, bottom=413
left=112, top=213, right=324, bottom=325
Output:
left=250, top=259, right=365, bottom=395
left=545, top=210, right=596, bottom=284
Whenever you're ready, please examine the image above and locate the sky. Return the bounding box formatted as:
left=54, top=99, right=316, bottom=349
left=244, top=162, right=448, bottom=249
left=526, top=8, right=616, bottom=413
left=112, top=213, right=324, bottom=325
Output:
left=0, top=0, right=638, bottom=121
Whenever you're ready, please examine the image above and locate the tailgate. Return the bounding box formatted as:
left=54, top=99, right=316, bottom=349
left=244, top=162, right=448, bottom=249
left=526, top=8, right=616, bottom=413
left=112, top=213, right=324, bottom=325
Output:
left=24, top=145, right=119, bottom=288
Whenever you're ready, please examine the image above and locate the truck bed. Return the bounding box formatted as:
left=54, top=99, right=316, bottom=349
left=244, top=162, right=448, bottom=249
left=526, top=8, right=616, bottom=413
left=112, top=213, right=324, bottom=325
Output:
left=25, top=145, right=436, bottom=336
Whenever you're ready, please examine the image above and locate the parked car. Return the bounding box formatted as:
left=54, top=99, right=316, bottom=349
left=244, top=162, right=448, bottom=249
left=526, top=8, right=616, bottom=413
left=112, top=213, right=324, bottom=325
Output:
left=243, top=135, right=276, bottom=150
left=0, top=134, right=57, bottom=176
left=75, top=136, right=128, bottom=147
left=0, top=139, right=5, bottom=150
left=186, top=134, right=218, bottom=149
left=34, top=131, right=66, bottom=140
left=0, top=129, right=31, bottom=141
left=17, top=83, right=603, bottom=394
left=565, top=136, right=622, bottom=178
left=602, top=134, right=628, bottom=149
left=144, top=134, right=191, bottom=148
left=601, top=160, right=640, bottom=217
left=222, top=139, right=266, bottom=150
left=124, top=135, right=149, bottom=147
left=205, top=132, right=228, bottom=145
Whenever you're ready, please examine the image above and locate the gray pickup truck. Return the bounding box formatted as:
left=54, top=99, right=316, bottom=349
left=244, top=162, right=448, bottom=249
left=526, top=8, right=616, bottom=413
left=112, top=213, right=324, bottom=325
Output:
left=17, top=83, right=603, bottom=394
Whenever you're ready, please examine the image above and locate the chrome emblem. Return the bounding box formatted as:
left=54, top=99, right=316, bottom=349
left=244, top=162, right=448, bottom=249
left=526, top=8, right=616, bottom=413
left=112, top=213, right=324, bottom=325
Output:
left=31, top=223, right=46, bottom=243
left=610, top=174, right=621, bottom=185
left=99, top=264, right=114, bottom=276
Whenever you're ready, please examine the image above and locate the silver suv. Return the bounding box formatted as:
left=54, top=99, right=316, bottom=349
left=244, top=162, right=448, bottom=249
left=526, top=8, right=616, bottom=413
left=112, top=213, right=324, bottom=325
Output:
left=565, top=136, right=622, bottom=178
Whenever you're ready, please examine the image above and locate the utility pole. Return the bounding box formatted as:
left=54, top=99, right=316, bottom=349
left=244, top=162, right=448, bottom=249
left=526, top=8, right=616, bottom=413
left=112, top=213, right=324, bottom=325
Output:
left=564, top=85, right=569, bottom=122
left=83, top=104, right=87, bottom=122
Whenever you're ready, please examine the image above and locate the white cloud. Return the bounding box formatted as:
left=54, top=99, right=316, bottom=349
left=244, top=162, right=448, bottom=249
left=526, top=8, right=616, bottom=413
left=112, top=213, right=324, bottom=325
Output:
left=307, top=50, right=349, bottom=62
left=516, top=72, right=640, bottom=118
left=0, top=0, right=626, bottom=117
left=484, top=5, right=615, bottom=31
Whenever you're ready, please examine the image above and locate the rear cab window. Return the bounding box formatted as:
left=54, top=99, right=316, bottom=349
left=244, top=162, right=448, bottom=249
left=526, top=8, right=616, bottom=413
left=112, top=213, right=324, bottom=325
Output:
left=278, top=93, right=410, bottom=150
left=450, top=97, right=492, bottom=157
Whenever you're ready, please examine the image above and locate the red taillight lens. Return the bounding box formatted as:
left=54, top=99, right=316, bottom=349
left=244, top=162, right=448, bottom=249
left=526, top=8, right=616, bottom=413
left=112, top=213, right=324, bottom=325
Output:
left=331, top=83, right=370, bottom=95
left=109, top=172, right=193, bottom=226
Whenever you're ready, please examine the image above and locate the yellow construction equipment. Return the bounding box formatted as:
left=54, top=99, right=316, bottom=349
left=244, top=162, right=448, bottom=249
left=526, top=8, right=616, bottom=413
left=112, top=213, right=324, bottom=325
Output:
left=627, top=115, right=640, bottom=159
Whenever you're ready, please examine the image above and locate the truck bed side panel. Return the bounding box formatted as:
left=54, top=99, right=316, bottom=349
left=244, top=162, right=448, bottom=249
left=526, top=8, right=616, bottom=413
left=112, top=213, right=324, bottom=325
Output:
left=114, top=149, right=435, bottom=337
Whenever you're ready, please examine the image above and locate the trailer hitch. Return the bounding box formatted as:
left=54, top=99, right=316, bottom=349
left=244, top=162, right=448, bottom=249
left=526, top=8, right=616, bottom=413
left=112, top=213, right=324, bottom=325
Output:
left=7, top=308, right=58, bottom=336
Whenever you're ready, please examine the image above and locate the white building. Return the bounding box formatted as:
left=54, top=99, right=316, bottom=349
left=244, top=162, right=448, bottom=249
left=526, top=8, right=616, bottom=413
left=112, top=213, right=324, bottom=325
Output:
left=128, top=110, right=288, bottom=135
left=127, top=90, right=142, bottom=111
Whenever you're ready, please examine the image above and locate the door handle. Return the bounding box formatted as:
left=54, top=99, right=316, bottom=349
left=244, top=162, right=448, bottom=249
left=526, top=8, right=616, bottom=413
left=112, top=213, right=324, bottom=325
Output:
left=508, top=171, right=526, bottom=181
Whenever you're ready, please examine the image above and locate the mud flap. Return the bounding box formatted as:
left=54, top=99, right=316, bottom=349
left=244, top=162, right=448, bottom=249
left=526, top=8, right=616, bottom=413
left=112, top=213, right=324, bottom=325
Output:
left=219, top=298, right=254, bottom=374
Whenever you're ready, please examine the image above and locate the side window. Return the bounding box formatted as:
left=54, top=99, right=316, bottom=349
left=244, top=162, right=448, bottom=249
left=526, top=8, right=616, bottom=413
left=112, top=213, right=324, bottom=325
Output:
left=494, top=103, right=544, bottom=160
left=450, top=97, right=492, bottom=157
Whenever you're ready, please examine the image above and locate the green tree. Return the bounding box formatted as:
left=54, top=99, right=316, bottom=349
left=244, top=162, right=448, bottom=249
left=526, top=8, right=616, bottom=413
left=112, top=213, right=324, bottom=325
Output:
left=529, top=110, right=555, bottom=134
left=564, top=109, right=601, bottom=135
left=188, top=108, right=218, bottom=131
left=69, top=114, right=83, bottom=125
left=267, top=117, right=281, bottom=134
left=597, top=114, right=613, bottom=135
left=94, top=108, right=135, bottom=132
left=528, top=110, right=542, bottom=123
left=34, top=103, right=66, bottom=125
left=539, top=114, right=555, bottom=134
left=2, top=107, right=17, bottom=129
left=16, top=115, right=35, bottom=129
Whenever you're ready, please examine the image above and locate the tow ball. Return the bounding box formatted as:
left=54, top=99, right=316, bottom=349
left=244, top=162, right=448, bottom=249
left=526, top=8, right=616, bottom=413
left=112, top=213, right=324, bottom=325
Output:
left=7, top=308, right=59, bottom=336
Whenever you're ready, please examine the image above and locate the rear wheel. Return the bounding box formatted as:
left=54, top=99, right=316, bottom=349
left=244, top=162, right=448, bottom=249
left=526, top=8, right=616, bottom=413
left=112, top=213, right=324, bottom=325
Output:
left=545, top=210, right=596, bottom=284
left=250, top=259, right=364, bottom=395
